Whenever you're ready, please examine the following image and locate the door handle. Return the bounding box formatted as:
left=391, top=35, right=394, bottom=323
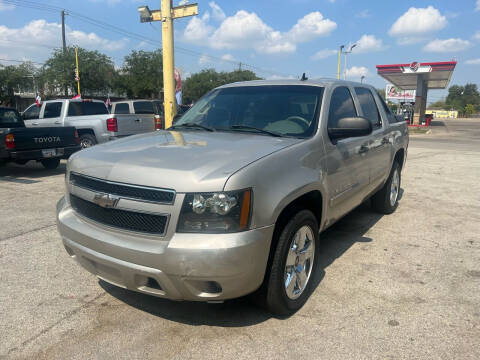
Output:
left=54, top=121, right=61, bottom=124
left=359, top=145, right=369, bottom=154
left=135, top=119, right=141, bottom=122
left=32, top=122, right=39, bottom=125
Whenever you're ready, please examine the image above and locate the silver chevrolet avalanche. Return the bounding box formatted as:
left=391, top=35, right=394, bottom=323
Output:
left=57, top=79, right=408, bottom=315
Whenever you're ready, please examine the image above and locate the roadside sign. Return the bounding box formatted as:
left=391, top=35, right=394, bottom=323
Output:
left=386, top=84, right=416, bottom=102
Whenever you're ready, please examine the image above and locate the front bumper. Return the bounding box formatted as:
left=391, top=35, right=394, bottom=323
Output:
left=9, top=145, right=81, bottom=160
left=56, top=196, right=274, bottom=301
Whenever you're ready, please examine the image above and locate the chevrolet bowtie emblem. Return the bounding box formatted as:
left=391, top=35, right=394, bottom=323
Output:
left=93, top=193, right=120, bottom=208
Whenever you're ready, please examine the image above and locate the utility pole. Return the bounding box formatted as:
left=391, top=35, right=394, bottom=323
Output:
left=337, top=45, right=344, bottom=80
left=138, top=2, right=198, bottom=129
left=61, top=10, right=68, bottom=96
left=61, top=10, right=67, bottom=51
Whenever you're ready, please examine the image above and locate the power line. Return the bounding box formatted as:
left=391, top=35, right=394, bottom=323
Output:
left=0, top=58, right=44, bottom=65
left=3, top=0, right=293, bottom=78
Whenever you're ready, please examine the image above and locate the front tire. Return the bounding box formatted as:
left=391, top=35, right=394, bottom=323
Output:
left=41, top=158, right=60, bottom=170
left=263, top=210, right=320, bottom=316
left=371, top=161, right=401, bottom=214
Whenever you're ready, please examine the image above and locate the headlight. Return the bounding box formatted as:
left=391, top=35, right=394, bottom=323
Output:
left=177, top=189, right=252, bottom=233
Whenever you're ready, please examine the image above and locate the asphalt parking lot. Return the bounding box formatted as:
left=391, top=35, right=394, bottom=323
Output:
left=1, top=118, right=479, bottom=360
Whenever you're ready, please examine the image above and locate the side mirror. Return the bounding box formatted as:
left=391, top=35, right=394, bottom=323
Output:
left=328, top=116, right=372, bottom=140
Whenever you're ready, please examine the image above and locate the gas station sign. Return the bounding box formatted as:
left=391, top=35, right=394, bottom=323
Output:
left=386, top=84, right=416, bottom=102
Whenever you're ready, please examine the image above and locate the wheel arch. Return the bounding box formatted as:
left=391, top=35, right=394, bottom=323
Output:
left=255, top=189, right=324, bottom=298
left=76, top=128, right=96, bottom=137
left=393, top=148, right=405, bottom=170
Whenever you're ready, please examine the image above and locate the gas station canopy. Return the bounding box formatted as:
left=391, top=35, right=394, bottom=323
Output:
left=376, top=61, right=457, bottom=90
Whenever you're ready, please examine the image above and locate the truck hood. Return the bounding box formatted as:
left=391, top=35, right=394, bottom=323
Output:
left=69, top=130, right=302, bottom=192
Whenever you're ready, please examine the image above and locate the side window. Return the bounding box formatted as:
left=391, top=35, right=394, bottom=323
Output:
left=378, top=96, right=397, bottom=124
left=114, top=103, right=130, bottom=114
left=133, top=101, right=155, bottom=114
left=354, top=87, right=381, bottom=129
left=43, top=102, right=62, bottom=118
left=23, top=105, right=40, bottom=120
left=328, top=86, right=357, bottom=130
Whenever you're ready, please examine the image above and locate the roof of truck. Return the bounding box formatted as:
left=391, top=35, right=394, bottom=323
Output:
left=42, top=99, right=105, bottom=103
left=218, top=78, right=374, bottom=89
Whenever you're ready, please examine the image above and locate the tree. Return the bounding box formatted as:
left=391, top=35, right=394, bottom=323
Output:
left=0, top=62, right=37, bottom=106
left=465, top=104, right=475, bottom=117
left=40, top=46, right=115, bottom=97
left=428, top=100, right=447, bottom=109
left=182, top=69, right=260, bottom=104
left=446, top=83, right=480, bottom=115
left=116, top=50, right=163, bottom=99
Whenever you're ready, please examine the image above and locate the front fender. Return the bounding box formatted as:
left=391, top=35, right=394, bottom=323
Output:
left=224, top=139, right=328, bottom=229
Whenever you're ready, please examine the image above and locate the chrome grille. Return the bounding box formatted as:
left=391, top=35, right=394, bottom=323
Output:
left=70, top=194, right=168, bottom=235
left=69, top=172, right=175, bottom=204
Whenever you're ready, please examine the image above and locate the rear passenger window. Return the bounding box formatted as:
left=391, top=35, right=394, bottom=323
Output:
left=43, top=102, right=62, bottom=118
left=114, top=103, right=130, bottom=114
left=378, top=96, right=397, bottom=124
left=133, top=101, right=154, bottom=114
left=328, top=87, right=357, bottom=130
left=67, top=102, right=109, bottom=116
left=355, top=87, right=382, bottom=129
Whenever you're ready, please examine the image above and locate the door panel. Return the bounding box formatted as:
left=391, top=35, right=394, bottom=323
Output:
left=354, top=87, right=392, bottom=190
left=132, top=101, right=155, bottom=133
left=40, top=102, right=63, bottom=127
left=22, top=104, right=41, bottom=128
left=325, top=137, right=372, bottom=221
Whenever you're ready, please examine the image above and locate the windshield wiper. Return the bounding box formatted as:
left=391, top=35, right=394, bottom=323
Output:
left=169, top=123, right=215, bottom=132
left=230, top=125, right=282, bottom=137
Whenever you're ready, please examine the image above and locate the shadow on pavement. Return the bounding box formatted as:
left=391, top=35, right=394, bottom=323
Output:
left=101, top=200, right=385, bottom=326
left=430, top=120, right=445, bottom=127
left=0, top=161, right=66, bottom=182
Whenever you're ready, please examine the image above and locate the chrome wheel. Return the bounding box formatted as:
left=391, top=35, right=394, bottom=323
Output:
left=390, top=169, right=400, bottom=207
left=80, top=138, right=94, bottom=149
left=284, top=225, right=315, bottom=300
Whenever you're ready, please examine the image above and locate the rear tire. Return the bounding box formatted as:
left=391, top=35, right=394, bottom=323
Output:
left=41, top=158, right=60, bottom=170
left=261, top=209, right=320, bottom=316
left=371, top=161, right=401, bottom=214
left=79, top=134, right=97, bottom=149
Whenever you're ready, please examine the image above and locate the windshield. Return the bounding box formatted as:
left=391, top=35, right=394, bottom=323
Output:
left=68, top=101, right=109, bottom=116
left=0, top=108, right=23, bottom=127
left=174, top=85, right=324, bottom=138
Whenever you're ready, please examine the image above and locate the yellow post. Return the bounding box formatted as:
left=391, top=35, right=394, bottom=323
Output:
left=75, top=47, right=81, bottom=95
left=138, top=2, right=197, bottom=128
left=337, top=46, right=344, bottom=80
left=161, top=0, right=175, bottom=129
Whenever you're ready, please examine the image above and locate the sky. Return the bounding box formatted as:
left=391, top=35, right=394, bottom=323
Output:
left=1, top=0, right=479, bottom=102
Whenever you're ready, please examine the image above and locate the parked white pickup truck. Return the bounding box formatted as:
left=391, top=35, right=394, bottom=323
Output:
left=110, top=99, right=160, bottom=132
left=22, top=99, right=155, bottom=148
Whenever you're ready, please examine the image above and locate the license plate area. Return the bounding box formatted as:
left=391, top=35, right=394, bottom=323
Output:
left=42, top=149, right=57, bottom=158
